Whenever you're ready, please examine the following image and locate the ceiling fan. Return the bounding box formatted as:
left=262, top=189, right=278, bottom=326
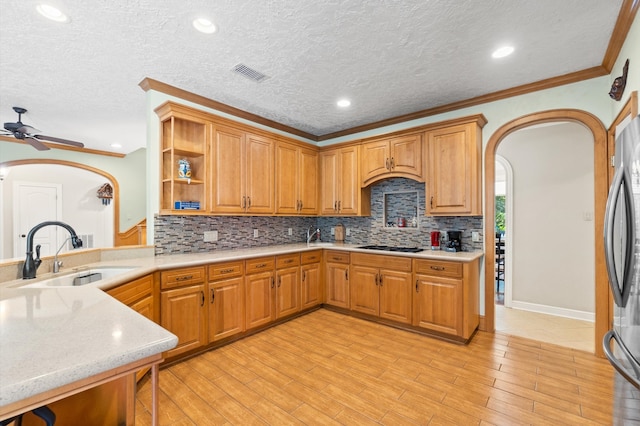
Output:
left=1, top=106, right=84, bottom=151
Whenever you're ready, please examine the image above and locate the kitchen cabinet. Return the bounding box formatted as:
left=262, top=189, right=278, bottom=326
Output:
left=275, top=141, right=319, bottom=215
left=208, top=261, right=245, bottom=342
left=107, top=273, right=159, bottom=381
left=211, top=125, right=275, bottom=214
left=300, top=250, right=322, bottom=309
left=361, top=133, right=424, bottom=186
left=413, top=258, right=479, bottom=339
left=350, top=253, right=412, bottom=324
left=156, top=102, right=209, bottom=215
left=324, top=250, right=350, bottom=308
left=320, top=146, right=370, bottom=216
left=425, top=119, right=484, bottom=215
left=160, top=266, right=207, bottom=358
left=244, top=257, right=276, bottom=330
left=275, top=253, right=301, bottom=318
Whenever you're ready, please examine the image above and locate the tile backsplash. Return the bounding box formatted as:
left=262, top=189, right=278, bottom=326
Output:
left=154, top=178, right=484, bottom=255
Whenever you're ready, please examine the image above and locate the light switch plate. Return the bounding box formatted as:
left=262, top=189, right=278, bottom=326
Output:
left=471, top=231, right=480, bottom=242
left=288, top=228, right=292, bottom=236
left=204, top=231, right=218, bottom=242
left=254, top=229, right=259, bottom=238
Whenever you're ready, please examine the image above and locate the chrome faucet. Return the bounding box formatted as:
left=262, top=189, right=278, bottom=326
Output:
left=23, top=221, right=83, bottom=279
left=306, top=226, right=320, bottom=244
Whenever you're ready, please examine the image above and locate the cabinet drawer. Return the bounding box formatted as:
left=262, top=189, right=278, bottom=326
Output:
left=351, top=253, right=412, bottom=272
left=246, top=257, right=275, bottom=273
left=161, top=266, right=206, bottom=289
left=325, top=250, right=350, bottom=264
left=301, top=250, right=322, bottom=265
left=107, top=274, right=153, bottom=306
left=276, top=253, right=300, bottom=268
left=209, top=261, right=244, bottom=280
left=414, top=259, right=462, bottom=278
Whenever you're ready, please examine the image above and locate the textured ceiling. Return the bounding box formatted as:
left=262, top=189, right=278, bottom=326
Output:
left=0, top=0, right=625, bottom=153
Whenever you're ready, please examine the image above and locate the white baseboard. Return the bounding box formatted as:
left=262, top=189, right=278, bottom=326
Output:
left=510, top=300, right=595, bottom=322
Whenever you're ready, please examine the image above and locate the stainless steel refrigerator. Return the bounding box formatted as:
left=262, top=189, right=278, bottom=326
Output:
left=604, top=114, right=640, bottom=423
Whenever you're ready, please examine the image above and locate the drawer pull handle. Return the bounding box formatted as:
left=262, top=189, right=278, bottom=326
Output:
left=284, top=259, right=293, bottom=264
left=256, top=263, right=267, bottom=268
left=176, top=275, right=193, bottom=281
left=332, top=257, right=341, bottom=261
left=220, top=268, right=234, bottom=274
left=430, top=266, right=445, bottom=271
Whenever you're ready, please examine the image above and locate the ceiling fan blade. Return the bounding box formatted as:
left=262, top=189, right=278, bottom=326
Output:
left=17, top=124, right=41, bottom=134
left=34, top=134, right=84, bottom=148
left=25, top=135, right=50, bottom=151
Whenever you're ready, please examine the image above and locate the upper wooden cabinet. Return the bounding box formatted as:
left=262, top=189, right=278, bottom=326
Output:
left=156, top=103, right=209, bottom=215
left=361, top=133, right=424, bottom=186
left=275, top=141, right=319, bottom=215
left=426, top=118, right=485, bottom=216
left=211, top=126, right=275, bottom=214
left=320, top=146, right=370, bottom=216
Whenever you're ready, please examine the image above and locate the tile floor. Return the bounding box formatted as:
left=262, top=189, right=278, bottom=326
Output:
left=494, top=304, right=595, bottom=353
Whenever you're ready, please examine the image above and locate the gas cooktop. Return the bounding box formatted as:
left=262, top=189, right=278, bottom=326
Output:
left=358, top=245, right=424, bottom=253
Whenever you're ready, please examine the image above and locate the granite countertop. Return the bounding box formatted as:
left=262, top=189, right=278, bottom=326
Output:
left=1, top=243, right=483, bottom=292
left=0, top=286, right=178, bottom=408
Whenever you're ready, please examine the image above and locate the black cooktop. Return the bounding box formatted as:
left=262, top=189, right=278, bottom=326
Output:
left=358, top=245, right=424, bottom=253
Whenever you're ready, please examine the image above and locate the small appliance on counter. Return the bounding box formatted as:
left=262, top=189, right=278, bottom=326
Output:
left=444, top=230, right=462, bottom=252
left=334, top=224, right=345, bottom=242
left=430, top=231, right=441, bottom=250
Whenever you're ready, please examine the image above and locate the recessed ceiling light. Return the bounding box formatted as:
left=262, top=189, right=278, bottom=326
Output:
left=337, top=99, right=351, bottom=108
left=193, top=18, right=217, bottom=34
left=36, top=4, right=69, bottom=23
left=492, top=46, right=514, bottom=59
left=110, top=143, right=122, bottom=149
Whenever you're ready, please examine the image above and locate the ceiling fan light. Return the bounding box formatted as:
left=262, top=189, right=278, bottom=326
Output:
left=36, top=4, right=69, bottom=23
left=193, top=18, right=217, bottom=34
left=492, top=46, right=514, bottom=59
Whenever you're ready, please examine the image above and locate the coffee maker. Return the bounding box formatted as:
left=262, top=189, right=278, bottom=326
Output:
left=444, top=231, right=462, bottom=252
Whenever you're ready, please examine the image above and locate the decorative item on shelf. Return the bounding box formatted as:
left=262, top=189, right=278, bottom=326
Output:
left=97, top=183, right=113, bottom=205
left=609, top=59, right=629, bottom=101
left=178, top=158, right=192, bottom=183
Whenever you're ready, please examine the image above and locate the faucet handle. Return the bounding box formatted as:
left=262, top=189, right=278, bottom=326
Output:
left=34, top=244, right=42, bottom=269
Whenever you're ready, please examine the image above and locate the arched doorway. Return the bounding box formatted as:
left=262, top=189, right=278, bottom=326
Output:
left=0, top=159, right=121, bottom=259
left=483, top=109, right=609, bottom=357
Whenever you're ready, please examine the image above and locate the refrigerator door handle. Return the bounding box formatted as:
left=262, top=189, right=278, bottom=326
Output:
left=604, top=165, right=635, bottom=307
left=603, top=330, right=640, bottom=390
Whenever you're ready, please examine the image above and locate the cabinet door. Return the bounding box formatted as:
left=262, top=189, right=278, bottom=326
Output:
left=413, top=275, right=462, bottom=336
left=208, top=277, right=245, bottom=342
left=350, top=265, right=379, bottom=316
left=390, top=134, right=423, bottom=179
left=361, top=140, right=390, bottom=184
left=301, top=262, right=321, bottom=309
left=275, top=142, right=299, bottom=214
left=320, top=150, right=339, bottom=215
left=427, top=125, right=471, bottom=214
left=276, top=266, right=300, bottom=318
left=337, top=146, right=359, bottom=214
left=299, top=147, right=319, bottom=214
left=246, top=133, right=275, bottom=213
left=325, top=263, right=350, bottom=308
left=379, top=269, right=412, bottom=324
left=161, top=285, right=207, bottom=358
left=245, top=271, right=274, bottom=330
left=212, top=125, right=246, bottom=213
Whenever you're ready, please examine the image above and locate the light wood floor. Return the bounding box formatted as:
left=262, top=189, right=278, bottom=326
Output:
left=136, top=309, right=615, bottom=425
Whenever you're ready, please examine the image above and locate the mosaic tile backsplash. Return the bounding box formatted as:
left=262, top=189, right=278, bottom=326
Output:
left=154, top=178, right=484, bottom=255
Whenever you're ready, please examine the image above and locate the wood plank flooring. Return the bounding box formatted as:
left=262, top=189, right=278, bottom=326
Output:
left=135, top=309, right=616, bottom=425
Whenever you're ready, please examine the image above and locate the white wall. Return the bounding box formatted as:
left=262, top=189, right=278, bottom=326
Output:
left=498, top=122, right=595, bottom=315
left=0, top=164, right=114, bottom=259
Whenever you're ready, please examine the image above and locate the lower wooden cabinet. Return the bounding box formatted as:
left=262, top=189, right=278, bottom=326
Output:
left=350, top=253, right=412, bottom=324
left=412, top=258, right=479, bottom=339
left=160, top=267, right=207, bottom=358
left=275, top=254, right=301, bottom=319
left=325, top=250, right=350, bottom=308
left=301, top=250, right=322, bottom=309
left=208, top=261, right=245, bottom=342
left=245, top=257, right=276, bottom=330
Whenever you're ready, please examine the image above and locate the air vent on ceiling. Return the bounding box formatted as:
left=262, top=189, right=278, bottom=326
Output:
left=232, top=63, right=269, bottom=83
